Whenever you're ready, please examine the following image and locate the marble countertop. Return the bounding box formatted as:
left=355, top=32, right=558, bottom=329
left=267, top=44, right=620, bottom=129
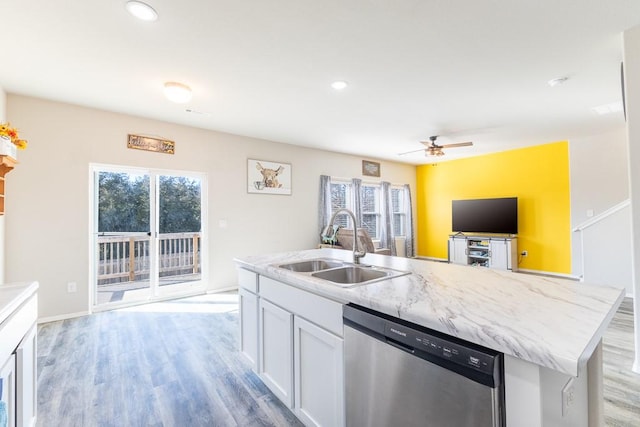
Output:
left=0, top=281, right=39, bottom=325
left=235, top=248, right=625, bottom=376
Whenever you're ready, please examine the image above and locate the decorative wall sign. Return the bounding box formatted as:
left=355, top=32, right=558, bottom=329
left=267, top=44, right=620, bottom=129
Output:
left=362, top=160, right=381, bottom=177
left=127, top=134, right=175, bottom=154
left=248, top=159, right=292, bottom=195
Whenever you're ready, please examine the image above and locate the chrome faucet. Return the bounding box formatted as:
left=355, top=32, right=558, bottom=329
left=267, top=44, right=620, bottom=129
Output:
left=326, top=208, right=366, bottom=264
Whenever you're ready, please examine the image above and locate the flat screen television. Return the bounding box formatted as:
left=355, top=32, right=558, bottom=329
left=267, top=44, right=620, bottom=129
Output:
left=451, top=197, right=518, bottom=235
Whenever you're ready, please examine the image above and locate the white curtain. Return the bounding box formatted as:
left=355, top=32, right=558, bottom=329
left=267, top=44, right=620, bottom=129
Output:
left=318, top=175, right=332, bottom=237
left=380, top=181, right=397, bottom=255
left=351, top=178, right=362, bottom=229
left=404, top=184, right=415, bottom=257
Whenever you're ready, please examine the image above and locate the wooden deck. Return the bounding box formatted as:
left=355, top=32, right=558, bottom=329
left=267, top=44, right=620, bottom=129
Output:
left=96, top=273, right=201, bottom=305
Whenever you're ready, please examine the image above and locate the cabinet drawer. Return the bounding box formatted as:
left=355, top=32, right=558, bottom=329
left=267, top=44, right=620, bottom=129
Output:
left=237, top=268, right=258, bottom=293
left=260, top=276, right=343, bottom=337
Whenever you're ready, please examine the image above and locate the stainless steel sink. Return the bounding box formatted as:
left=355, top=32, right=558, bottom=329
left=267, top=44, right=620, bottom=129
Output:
left=278, top=259, right=345, bottom=273
left=311, top=265, right=410, bottom=287
left=276, top=258, right=410, bottom=287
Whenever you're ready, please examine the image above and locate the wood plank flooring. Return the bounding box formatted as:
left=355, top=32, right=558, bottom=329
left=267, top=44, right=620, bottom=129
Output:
left=36, top=293, right=303, bottom=427
left=603, top=298, right=640, bottom=426
left=36, top=293, right=639, bottom=426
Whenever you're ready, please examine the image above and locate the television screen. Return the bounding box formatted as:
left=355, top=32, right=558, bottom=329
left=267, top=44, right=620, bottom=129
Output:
left=452, top=197, right=518, bottom=235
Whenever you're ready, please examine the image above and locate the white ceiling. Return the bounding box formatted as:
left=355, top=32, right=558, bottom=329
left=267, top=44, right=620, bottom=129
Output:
left=1, top=0, right=638, bottom=164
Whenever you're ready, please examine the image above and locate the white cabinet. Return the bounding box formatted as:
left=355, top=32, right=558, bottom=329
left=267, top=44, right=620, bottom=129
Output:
left=253, top=275, right=345, bottom=427
left=294, top=316, right=344, bottom=427
left=489, top=239, right=509, bottom=270
left=239, top=288, right=259, bottom=371
left=448, top=235, right=517, bottom=271
left=0, top=354, right=16, bottom=427
left=238, top=268, right=259, bottom=371
left=0, top=283, right=38, bottom=427
left=259, top=298, right=294, bottom=408
left=16, top=325, right=37, bottom=427
left=449, top=237, right=468, bottom=265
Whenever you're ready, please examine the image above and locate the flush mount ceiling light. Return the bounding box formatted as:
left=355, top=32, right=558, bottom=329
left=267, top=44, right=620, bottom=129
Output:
left=547, top=76, right=569, bottom=87
left=125, top=1, right=158, bottom=21
left=331, top=80, right=348, bottom=90
left=163, top=82, right=192, bottom=103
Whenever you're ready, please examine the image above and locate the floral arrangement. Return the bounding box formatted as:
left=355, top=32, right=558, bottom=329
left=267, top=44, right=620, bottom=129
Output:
left=0, top=122, right=28, bottom=150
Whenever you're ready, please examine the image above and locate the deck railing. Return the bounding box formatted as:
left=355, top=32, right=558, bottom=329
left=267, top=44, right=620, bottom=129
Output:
left=97, top=232, right=201, bottom=285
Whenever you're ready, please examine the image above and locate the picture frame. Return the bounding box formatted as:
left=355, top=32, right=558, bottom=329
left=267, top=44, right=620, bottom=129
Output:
left=362, top=160, right=381, bottom=177
left=247, top=158, right=292, bottom=195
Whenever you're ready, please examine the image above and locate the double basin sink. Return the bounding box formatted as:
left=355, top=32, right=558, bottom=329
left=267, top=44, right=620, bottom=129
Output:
left=276, top=258, right=410, bottom=288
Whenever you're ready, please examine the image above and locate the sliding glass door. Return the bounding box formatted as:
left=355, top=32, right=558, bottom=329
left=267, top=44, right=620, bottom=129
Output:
left=92, top=165, right=206, bottom=309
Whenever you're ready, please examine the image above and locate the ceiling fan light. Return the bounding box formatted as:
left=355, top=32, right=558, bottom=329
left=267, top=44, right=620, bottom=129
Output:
left=163, top=82, right=192, bottom=103
left=125, top=1, right=158, bottom=22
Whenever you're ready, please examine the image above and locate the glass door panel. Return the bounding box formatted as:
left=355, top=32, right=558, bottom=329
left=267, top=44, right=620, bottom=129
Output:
left=156, top=174, right=203, bottom=295
left=95, top=170, right=152, bottom=306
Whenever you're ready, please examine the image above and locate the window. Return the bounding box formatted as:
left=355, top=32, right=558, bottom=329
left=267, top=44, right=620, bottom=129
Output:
left=391, top=187, right=407, bottom=236
left=330, top=181, right=352, bottom=228
left=330, top=181, right=382, bottom=238
left=361, top=184, right=381, bottom=239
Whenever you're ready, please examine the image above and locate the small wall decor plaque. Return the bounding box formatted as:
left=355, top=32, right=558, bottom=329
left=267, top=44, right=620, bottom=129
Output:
left=127, top=134, right=175, bottom=154
left=247, top=158, right=292, bottom=195
left=362, top=160, right=381, bottom=177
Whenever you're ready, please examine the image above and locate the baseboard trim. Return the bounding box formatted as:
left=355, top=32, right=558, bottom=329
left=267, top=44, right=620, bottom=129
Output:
left=414, top=256, right=449, bottom=263
left=516, top=268, right=580, bottom=280
left=38, top=310, right=90, bottom=324
left=206, top=286, right=238, bottom=294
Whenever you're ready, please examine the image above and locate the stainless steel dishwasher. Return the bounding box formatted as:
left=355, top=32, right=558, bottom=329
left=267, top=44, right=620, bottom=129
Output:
left=344, top=304, right=505, bottom=427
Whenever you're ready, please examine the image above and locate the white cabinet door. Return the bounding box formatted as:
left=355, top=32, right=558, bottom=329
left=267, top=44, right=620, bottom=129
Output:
left=259, top=299, right=294, bottom=408
left=16, top=324, right=37, bottom=427
left=294, top=317, right=344, bottom=427
left=489, top=240, right=508, bottom=270
left=449, top=237, right=468, bottom=265
left=239, top=288, right=259, bottom=372
left=0, top=354, right=16, bottom=427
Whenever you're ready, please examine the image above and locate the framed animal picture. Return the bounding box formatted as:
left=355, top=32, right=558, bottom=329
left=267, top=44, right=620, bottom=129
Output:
left=247, top=159, right=292, bottom=195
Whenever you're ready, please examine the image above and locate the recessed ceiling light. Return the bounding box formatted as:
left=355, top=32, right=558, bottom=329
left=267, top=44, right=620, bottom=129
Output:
left=125, top=1, right=158, bottom=21
left=591, top=101, right=623, bottom=115
left=331, top=81, right=348, bottom=90
left=547, top=76, right=569, bottom=87
left=164, top=82, right=192, bottom=103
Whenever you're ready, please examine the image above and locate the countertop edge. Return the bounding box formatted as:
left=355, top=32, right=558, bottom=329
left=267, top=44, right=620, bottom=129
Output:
left=0, top=281, right=39, bottom=325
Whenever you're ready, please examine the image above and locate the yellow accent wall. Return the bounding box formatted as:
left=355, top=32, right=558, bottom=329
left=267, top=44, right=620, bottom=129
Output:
left=416, top=141, right=571, bottom=274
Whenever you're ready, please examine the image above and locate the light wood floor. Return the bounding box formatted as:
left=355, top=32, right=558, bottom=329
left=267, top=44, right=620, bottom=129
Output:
left=603, top=298, right=640, bottom=426
left=36, top=293, right=639, bottom=426
left=36, top=293, right=303, bottom=427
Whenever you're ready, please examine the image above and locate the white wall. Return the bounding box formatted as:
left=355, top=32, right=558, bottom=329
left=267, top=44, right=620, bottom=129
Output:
left=569, top=127, right=633, bottom=295
left=5, top=94, right=416, bottom=319
left=623, top=25, right=640, bottom=373
left=0, top=86, right=5, bottom=284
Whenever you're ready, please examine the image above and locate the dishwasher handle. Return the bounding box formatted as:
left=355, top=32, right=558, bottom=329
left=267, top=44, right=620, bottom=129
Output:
left=386, top=337, right=415, bottom=355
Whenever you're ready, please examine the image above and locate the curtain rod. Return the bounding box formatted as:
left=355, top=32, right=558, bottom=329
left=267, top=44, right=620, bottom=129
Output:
left=329, top=175, right=408, bottom=187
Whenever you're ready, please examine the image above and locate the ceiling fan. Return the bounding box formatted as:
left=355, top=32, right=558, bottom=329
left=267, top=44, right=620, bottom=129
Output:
left=400, top=135, right=473, bottom=156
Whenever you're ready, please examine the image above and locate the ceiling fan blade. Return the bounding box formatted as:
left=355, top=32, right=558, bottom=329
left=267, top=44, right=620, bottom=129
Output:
left=440, top=141, right=473, bottom=148
left=398, top=148, right=426, bottom=155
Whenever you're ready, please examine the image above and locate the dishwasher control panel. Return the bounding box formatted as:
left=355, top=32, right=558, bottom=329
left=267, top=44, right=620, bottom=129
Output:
left=384, top=318, right=498, bottom=376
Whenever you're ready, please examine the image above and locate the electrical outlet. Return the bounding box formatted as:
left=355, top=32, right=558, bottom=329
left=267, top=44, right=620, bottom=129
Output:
left=67, top=282, right=77, bottom=293
left=562, top=377, right=575, bottom=417
left=521, top=250, right=528, bottom=257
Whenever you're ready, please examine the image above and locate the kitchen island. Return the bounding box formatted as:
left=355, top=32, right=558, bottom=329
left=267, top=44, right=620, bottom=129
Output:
left=235, top=248, right=624, bottom=427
